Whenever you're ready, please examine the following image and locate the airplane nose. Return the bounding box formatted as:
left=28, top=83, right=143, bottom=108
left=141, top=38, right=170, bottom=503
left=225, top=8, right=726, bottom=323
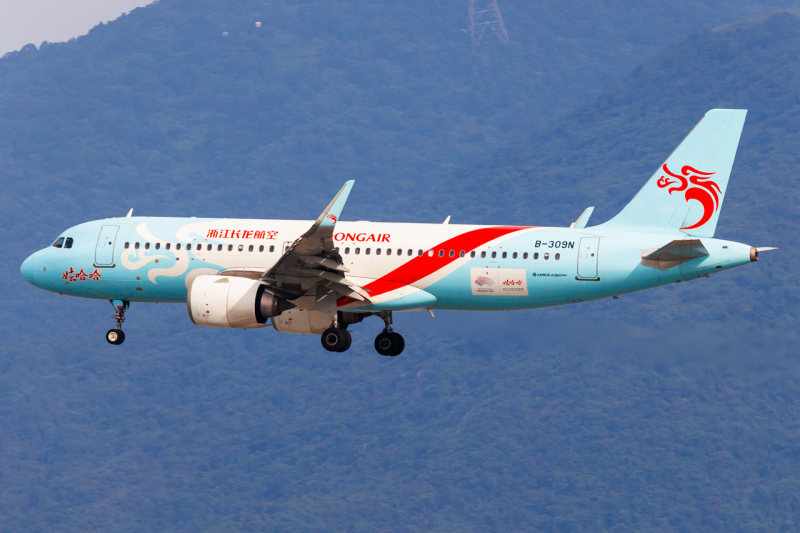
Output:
left=20, top=254, right=37, bottom=285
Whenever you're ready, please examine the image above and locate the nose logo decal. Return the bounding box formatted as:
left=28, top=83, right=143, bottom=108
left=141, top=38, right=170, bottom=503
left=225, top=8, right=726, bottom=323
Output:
left=62, top=267, right=102, bottom=282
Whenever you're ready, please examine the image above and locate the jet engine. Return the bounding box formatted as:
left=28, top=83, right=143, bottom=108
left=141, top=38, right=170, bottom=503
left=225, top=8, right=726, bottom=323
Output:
left=187, top=275, right=294, bottom=328
left=272, top=308, right=331, bottom=335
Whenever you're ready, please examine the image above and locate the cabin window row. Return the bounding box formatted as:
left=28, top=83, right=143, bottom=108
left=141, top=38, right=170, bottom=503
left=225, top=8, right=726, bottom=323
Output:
left=332, top=247, right=561, bottom=260
left=124, top=242, right=277, bottom=252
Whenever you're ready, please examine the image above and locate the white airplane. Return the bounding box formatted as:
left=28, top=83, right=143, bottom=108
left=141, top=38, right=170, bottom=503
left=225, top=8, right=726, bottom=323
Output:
left=20, top=110, right=773, bottom=355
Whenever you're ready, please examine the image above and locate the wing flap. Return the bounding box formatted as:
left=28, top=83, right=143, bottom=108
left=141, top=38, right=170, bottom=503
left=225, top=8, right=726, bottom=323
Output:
left=258, top=181, right=366, bottom=319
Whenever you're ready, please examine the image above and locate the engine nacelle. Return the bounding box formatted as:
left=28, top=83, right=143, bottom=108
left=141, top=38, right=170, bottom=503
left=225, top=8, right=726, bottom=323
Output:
left=272, top=308, right=331, bottom=335
left=187, top=275, right=294, bottom=329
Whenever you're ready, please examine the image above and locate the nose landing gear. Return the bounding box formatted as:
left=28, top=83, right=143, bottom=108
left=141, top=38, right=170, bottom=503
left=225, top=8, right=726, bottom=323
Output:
left=106, top=300, right=129, bottom=345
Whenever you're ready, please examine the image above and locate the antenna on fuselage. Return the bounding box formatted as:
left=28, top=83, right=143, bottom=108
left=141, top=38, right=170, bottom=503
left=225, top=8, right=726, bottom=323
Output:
left=125, top=208, right=133, bottom=218
left=443, top=215, right=451, bottom=224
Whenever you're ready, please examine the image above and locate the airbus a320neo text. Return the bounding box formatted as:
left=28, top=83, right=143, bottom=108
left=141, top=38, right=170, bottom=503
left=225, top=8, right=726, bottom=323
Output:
left=21, top=110, right=774, bottom=355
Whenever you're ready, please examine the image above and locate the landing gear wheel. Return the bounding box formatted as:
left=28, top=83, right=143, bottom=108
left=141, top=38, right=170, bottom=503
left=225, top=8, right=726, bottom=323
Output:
left=390, top=332, right=404, bottom=356
left=106, top=329, right=125, bottom=345
left=375, top=331, right=403, bottom=356
left=339, top=330, right=352, bottom=352
left=321, top=328, right=347, bottom=352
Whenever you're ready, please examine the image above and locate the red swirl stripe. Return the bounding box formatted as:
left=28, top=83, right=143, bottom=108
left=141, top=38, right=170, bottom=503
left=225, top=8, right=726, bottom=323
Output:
left=338, top=226, right=533, bottom=306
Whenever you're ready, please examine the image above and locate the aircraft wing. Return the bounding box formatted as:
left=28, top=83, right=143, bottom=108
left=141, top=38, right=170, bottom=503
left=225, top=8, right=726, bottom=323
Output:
left=260, top=181, right=372, bottom=313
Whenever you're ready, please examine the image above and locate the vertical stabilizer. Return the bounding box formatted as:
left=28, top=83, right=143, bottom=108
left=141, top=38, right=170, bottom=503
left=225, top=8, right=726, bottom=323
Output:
left=599, top=109, right=746, bottom=237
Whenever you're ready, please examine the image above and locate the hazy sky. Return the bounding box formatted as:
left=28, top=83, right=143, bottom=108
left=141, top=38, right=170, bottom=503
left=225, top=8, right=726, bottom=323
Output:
left=0, top=0, right=153, bottom=56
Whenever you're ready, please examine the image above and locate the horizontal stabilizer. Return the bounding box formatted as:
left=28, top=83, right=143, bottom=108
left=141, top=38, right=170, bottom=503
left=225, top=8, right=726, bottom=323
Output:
left=641, top=239, right=708, bottom=271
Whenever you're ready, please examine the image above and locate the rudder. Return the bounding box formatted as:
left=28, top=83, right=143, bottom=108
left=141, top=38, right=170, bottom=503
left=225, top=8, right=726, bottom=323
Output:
left=599, top=109, right=747, bottom=237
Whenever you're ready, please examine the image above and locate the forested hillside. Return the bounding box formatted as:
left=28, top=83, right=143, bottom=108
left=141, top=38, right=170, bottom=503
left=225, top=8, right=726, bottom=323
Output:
left=0, top=0, right=794, bottom=230
left=2, top=1, right=800, bottom=531
left=436, top=11, right=800, bottom=330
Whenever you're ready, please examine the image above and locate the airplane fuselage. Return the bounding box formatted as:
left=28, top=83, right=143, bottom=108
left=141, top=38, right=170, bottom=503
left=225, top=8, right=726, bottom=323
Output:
left=21, top=216, right=754, bottom=313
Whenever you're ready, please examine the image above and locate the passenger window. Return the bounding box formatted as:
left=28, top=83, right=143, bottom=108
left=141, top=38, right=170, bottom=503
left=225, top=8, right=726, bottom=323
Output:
left=460, top=251, right=465, bottom=258
left=176, top=243, right=181, bottom=250
left=64, top=238, right=74, bottom=249
left=397, top=249, right=402, bottom=256
left=491, top=251, right=496, bottom=258
left=52, top=237, right=64, bottom=248
left=555, top=253, right=560, bottom=260
left=145, top=243, right=150, bottom=250
left=345, top=247, right=350, bottom=254
left=544, top=253, right=550, bottom=260
left=523, top=252, right=528, bottom=259
left=534, top=252, right=539, bottom=259
left=408, top=249, right=413, bottom=256
left=481, top=251, right=486, bottom=258
left=135, top=242, right=140, bottom=249
left=269, top=245, right=275, bottom=252
left=470, top=251, right=475, bottom=258
left=124, top=242, right=130, bottom=249
left=228, top=245, right=233, bottom=251
left=238, top=245, right=244, bottom=252
left=366, top=248, right=371, bottom=255
left=247, top=245, right=252, bottom=252
left=386, top=248, right=391, bottom=256
left=155, top=243, right=161, bottom=250
left=166, top=243, right=171, bottom=250
left=207, top=244, right=212, bottom=251
left=427, top=250, right=434, bottom=257
left=512, top=252, right=517, bottom=259
left=502, top=252, right=507, bottom=258
left=376, top=248, right=381, bottom=255
left=438, top=250, right=444, bottom=257
left=449, top=250, right=455, bottom=258
left=187, top=244, right=192, bottom=251
left=355, top=248, right=361, bottom=255
left=259, top=245, right=264, bottom=252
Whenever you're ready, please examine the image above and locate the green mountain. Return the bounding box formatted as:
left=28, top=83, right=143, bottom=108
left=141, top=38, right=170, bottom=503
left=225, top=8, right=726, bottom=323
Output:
left=1, top=2, right=800, bottom=532
left=438, top=10, right=800, bottom=329
left=0, top=0, right=794, bottom=232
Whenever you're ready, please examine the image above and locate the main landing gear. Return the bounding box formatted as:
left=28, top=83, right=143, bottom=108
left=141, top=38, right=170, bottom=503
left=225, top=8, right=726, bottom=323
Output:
left=106, top=300, right=129, bottom=345
left=320, top=326, right=352, bottom=353
left=319, top=311, right=405, bottom=356
left=374, top=311, right=404, bottom=357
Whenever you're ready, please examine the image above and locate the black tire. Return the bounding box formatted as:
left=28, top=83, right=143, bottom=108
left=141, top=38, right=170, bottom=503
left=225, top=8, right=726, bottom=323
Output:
left=374, top=331, right=395, bottom=356
left=321, top=328, right=345, bottom=352
left=337, top=330, right=352, bottom=352
left=390, top=332, right=404, bottom=356
left=106, top=329, right=125, bottom=345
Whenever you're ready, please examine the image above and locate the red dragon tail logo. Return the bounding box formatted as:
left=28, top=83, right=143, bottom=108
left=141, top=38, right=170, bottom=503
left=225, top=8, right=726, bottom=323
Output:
left=656, top=164, right=722, bottom=230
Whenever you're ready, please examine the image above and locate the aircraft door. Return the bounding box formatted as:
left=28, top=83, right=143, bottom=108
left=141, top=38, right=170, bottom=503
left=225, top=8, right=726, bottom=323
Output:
left=576, top=237, right=600, bottom=280
left=95, top=225, right=119, bottom=267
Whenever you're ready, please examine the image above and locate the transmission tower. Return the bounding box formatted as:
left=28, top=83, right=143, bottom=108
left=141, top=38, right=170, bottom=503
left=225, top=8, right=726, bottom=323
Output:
left=468, top=0, right=509, bottom=50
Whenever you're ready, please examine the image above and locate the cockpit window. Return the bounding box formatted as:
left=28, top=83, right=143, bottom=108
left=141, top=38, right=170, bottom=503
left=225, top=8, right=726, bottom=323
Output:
left=64, top=238, right=74, bottom=249
left=52, top=237, right=64, bottom=248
